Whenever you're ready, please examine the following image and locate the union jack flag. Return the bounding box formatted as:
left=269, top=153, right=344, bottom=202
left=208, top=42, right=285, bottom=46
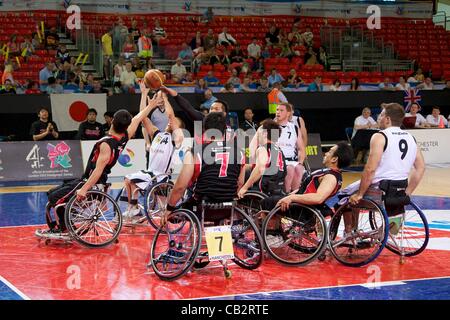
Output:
left=403, top=88, right=421, bottom=112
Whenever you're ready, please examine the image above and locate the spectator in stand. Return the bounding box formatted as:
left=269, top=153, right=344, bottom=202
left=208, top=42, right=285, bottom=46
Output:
left=353, top=107, right=378, bottom=137
left=220, top=82, right=237, bottom=93
left=267, top=82, right=288, bottom=114
left=128, top=19, right=141, bottom=44
left=1, top=63, right=14, bottom=85
left=221, top=48, right=232, bottom=67
left=146, top=57, right=156, bottom=70
left=301, top=26, right=314, bottom=47
left=195, top=78, right=208, bottom=94
left=131, top=57, right=145, bottom=79
left=73, top=66, right=87, bottom=85
left=288, top=26, right=302, bottom=46
left=200, top=89, right=218, bottom=109
left=63, top=73, right=80, bottom=92
left=203, top=28, right=217, bottom=51
left=201, top=7, right=214, bottom=24
left=414, top=68, right=425, bottom=82
left=242, top=107, right=258, bottom=131
left=190, top=31, right=204, bottom=51
left=45, top=27, right=60, bottom=50
left=102, top=111, right=114, bottom=134
left=247, top=37, right=262, bottom=71
left=286, top=68, right=303, bottom=87
left=120, top=62, right=137, bottom=93
left=32, top=32, right=42, bottom=50
left=178, top=42, right=193, bottom=61
left=39, top=62, right=55, bottom=92
left=417, top=77, right=434, bottom=90
left=20, top=36, right=35, bottom=61
left=46, top=77, right=64, bottom=94
left=304, top=46, right=318, bottom=65
left=171, top=58, right=187, bottom=83
left=30, top=107, right=59, bottom=141
left=405, top=103, right=429, bottom=128
left=268, top=68, right=284, bottom=87
left=396, top=76, right=411, bottom=91
left=56, top=61, right=72, bottom=85
left=426, top=106, right=448, bottom=128
left=88, top=80, right=111, bottom=95
left=113, top=18, right=128, bottom=55
left=138, top=29, right=153, bottom=60
left=265, top=25, right=280, bottom=47
left=152, top=19, right=167, bottom=45
left=181, top=72, right=195, bottom=85
left=261, top=45, right=271, bottom=59
left=230, top=44, right=244, bottom=64
left=7, top=34, right=20, bottom=57
left=102, top=30, right=113, bottom=81
left=56, top=44, right=70, bottom=64
left=74, top=81, right=89, bottom=93
left=203, top=70, right=220, bottom=86
left=330, top=79, right=343, bottom=91
left=307, top=75, right=324, bottom=92
left=218, top=27, right=237, bottom=47
left=113, top=56, right=126, bottom=84
left=227, top=69, right=241, bottom=86
left=122, top=34, right=137, bottom=59
left=443, top=79, right=450, bottom=91
left=77, top=108, right=104, bottom=140
left=208, top=48, right=222, bottom=65
left=318, top=46, right=329, bottom=70
left=349, top=77, right=361, bottom=91
left=378, top=77, right=395, bottom=91
left=0, top=79, right=16, bottom=94
left=240, top=77, right=257, bottom=93
left=25, top=81, right=41, bottom=94
left=258, top=76, right=271, bottom=92
left=278, top=39, right=294, bottom=60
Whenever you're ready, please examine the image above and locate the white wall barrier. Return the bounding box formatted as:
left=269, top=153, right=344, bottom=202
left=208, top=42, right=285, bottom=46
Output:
left=406, top=129, right=450, bottom=167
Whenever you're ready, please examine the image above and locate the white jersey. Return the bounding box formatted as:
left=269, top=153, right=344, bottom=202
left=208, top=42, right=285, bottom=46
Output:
left=373, top=126, right=417, bottom=184
left=148, top=131, right=175, bottom=175
left=277, top=121, right=299, bottom=160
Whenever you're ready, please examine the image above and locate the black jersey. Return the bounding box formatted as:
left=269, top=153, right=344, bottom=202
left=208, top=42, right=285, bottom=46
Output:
left=256, top=143, right=286, bottom=195
left=193, top=139, right=244, bottom=202
left=83, top=133, right=129, bottom=184
left=298, top=168, right=342, bottom=197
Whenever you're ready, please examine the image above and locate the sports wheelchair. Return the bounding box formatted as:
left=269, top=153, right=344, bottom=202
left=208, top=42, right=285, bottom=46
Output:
left=325, top=182, right=429, bottom=266
left=148, top=199, right=264, bottom=281
left=35, top=180, right=122, bottom=248
left=115, top=173, right=173, bottom=230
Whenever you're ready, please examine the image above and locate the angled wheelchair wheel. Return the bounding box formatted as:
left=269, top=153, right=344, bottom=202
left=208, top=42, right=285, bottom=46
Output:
left=384, top=201, right=429, bottom=257
left=236, top=191, right=267, bottom=229
left=144, top=181, right=174, bottom=229
left=149, top=209, right=202, bottom=281
left=231, top=207, right=264, bottom=270
left=261, top=204, right=327, bottom=266
left=65, top=190, right=123, bottom=248
left=328, top=199, right=388, bottom=267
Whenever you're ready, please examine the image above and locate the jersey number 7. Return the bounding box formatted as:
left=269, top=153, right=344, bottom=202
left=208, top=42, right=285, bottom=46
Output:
left=215, top=152, right=230, bottom=177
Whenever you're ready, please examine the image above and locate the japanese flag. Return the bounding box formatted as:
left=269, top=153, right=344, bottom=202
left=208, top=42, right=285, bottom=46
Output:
left=50, top=94, right=107, bottom=131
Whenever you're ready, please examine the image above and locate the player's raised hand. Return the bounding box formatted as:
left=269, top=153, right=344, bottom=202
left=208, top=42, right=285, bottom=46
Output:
left=139, top=79, right=150, bottom=96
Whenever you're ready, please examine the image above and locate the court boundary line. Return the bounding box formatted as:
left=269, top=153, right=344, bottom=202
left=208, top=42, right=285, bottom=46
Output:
left=189, top=275, right=450, bottom=300
left=0, top=275, right=31, bottom=300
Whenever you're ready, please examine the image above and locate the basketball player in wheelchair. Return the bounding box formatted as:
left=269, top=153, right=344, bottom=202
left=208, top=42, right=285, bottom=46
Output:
left=149, top=112, right=264, bottom=280
left=35, top=92, right=164, bottom=245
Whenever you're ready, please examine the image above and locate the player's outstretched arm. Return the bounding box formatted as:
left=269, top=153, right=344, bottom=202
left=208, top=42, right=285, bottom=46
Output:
left=160, top=85, right=204, bottom=121
left=127, top=91, right=163, bottom=138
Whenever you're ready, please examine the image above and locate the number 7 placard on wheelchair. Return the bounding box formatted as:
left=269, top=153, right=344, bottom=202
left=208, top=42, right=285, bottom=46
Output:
left=204, top=226, right=235, bottom=261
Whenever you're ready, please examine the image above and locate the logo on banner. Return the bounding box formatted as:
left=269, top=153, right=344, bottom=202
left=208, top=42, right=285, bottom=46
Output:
left=47, top=142, right=72, bottom=169
left=26, top=145, right=45, bottom=169
left=118, top=148, right=135, bottom=167
left=396, top=7, right=404, bottom=16
left=294, top=4, right=302, bottom=14
left=404, top=89, right=422, bottom=112
left=182, top=1, right=191, bottom=11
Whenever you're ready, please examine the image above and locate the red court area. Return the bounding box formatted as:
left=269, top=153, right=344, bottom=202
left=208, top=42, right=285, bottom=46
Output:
left=1, top=225, right=450, bottom=300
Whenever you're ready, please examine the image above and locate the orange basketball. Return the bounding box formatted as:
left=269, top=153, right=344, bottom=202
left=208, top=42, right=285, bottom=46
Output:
left=144, top=69, right=165, bottom=90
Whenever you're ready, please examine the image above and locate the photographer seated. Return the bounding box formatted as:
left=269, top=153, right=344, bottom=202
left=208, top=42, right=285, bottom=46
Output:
left=162, top=112, right=246, bottom=224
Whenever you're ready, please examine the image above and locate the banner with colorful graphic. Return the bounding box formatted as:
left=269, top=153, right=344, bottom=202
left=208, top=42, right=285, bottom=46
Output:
left=0, top=1, right=434, bottom=19
left=50, top=94, right=107, bottom=131
left=0, top=140, right=84, bottom=182
left=81, top=139, right=146, bottom=178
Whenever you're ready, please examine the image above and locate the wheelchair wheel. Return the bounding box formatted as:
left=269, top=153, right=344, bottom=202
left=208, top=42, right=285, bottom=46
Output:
left=144, top=181, right=174, bottom=229
left=384, top=201, right=429, bottom=257
left=237, top=191, right=267, bottom=228
left=150, top=209, right=202, bottom=281
left=261, top=204, right=327, bottom=266
left=65, top=190, right=123, bottom=248
left=328, top=199, right=388, bottom=267
left=231, top=207, right=264, bottom=270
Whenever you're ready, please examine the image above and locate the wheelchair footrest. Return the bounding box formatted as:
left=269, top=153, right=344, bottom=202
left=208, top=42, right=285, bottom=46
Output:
left=35, top=229, right=72, bottom=241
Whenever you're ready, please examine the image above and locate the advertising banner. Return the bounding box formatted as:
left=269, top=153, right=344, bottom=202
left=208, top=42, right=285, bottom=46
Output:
left=406, top=129, right=450, bottom=166
left=0, top=140, right=84, bottom=182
